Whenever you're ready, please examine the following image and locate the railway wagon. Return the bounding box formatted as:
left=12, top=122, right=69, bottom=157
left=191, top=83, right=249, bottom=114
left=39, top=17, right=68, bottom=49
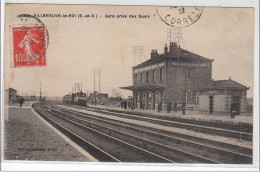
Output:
left=63, top=92, right=88, bottom=106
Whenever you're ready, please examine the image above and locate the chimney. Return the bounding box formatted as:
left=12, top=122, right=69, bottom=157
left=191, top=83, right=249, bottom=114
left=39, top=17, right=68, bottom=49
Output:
left=169, top=42, right=174, bottom=52
left=151, top=49, right=158, bottom=59
left=164, top=44, right=168, bottom=54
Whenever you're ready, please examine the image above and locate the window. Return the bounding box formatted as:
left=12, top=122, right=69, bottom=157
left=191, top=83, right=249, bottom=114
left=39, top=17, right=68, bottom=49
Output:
left=148, top=92, right=152, bottom=102
left=155, top=92, right=159, bottom=103
left=146, top=71, right=149, bottom=83
left=191, top=90, right=197, bottom=103
left=180, top=90, right=186, bottom=103
left=187, top=68, right=191, bottom=77
left=159, top=90, right=164, bottom=103
left=187, top=91, right=191, bottom=103
left=160, top=68, right=163, bottom=81
left=140, top=73, right=143, bottom=83
left=135, top=74, right=138, bottom=84
left=152, top=70, right=156, bottom=82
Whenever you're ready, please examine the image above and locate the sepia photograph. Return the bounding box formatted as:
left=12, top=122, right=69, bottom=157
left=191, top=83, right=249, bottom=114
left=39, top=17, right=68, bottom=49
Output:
left=1, top=1, right=259, bottom=171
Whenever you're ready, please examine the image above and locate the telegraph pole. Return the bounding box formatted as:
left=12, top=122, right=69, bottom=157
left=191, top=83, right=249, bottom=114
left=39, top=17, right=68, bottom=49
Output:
left=80, top=83, right=82, bottom=92
left=39, top=82, right=42, bottom=101
left=98, top=70, right=101, bottom=94
left=94, top=70, right=96, bottom=92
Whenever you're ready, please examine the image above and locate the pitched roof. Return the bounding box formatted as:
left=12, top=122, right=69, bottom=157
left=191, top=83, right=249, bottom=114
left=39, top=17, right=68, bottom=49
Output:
left=133, top=56, right=165, bottom=69
left=199, top=79, right=248, bottom=90
left=5, top=88, right=17, bottom=92
left=133, top=47, right=213, bottom=69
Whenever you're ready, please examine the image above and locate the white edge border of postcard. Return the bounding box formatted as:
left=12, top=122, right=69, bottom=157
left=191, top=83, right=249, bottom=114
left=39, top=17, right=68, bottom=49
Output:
left=1, top=0, right=259, bottom=171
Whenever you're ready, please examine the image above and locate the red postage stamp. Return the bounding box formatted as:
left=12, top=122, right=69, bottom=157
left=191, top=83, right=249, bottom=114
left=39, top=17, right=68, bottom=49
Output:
left=12, top=25, right=46, bottom=67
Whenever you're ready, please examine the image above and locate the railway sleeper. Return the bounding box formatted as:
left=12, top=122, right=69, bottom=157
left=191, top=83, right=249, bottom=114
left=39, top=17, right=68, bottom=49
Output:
left=50, top=109, right=222, bottom=164
left=57, top=105, right=252, bottom=141
left=50, top=106, right=252, bottom=157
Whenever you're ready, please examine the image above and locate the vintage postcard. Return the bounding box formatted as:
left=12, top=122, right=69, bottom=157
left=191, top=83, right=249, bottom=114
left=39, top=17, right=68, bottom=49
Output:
left=1, top=1, right=259, bottom=171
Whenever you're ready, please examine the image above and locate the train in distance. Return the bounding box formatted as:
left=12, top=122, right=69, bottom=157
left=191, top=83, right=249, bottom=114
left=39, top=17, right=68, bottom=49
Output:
left=63, top=91, right=88, bottom=106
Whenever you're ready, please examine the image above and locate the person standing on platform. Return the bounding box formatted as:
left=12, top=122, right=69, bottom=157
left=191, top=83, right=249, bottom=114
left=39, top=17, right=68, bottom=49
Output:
left=158, top=102, right=162, bottom=112
left=182, top=102, right=186, bottom=115
left=124, top=100, right=127, bottom=109
left=19, top=97, right=25, bottom=107
left=230, top=103, right=236, bottom=118
left=142, top=103, right=145, bottom=110
left=128, top=101, right=131, bottom=109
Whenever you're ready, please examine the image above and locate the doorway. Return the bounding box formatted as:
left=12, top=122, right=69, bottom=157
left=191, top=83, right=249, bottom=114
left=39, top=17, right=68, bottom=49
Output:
left=139, top=92, right=143, bottom=109
left=152, top=91, right=155, bottom=110
left=232, top=96, right=241, bottom=115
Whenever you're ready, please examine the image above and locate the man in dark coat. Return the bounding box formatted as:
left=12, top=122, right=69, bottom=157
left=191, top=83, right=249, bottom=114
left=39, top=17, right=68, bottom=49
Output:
left=128, top=101, right=131, bottom=109
left=157, top=102, right=162, bottom=112
left=124, top=100, right=127, bottom=109
left=182, top=102, right=186, bottom=115
left=230, top=103, right=236, bottom=118
left=19, top=97, right=25, bottom=107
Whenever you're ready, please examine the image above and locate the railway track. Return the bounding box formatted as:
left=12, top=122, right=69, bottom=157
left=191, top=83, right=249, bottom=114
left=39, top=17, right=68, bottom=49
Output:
left=38, top=102, right=252, bottom=164
left=65, top=104, right=253, bottom=141
left=33, top=102, right=178, bottom=163
left=86, top=105, right=253, bottom=133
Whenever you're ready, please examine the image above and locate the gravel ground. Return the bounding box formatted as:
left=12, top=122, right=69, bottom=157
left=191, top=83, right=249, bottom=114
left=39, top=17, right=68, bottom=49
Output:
left=4, top=105, right=97, bottom=162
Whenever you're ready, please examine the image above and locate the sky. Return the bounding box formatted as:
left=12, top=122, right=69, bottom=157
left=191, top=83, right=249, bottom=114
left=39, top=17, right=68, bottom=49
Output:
left=4, top=4, right=254, bottom=98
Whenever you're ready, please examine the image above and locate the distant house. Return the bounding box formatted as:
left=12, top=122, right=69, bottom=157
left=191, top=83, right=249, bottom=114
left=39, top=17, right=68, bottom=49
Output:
left=89, top=91, right=109, bottom=104
left=121, top=42, right=249, bottom=115
left=5, top=88, right=17, bottom=99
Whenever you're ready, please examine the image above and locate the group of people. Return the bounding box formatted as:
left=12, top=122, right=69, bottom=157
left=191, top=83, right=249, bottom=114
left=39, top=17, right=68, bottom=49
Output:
left=157, top=102, right=186, bottom=115
left=120, top=100, right=134, bottom=110
left=120, top=100, right=128, bottom=109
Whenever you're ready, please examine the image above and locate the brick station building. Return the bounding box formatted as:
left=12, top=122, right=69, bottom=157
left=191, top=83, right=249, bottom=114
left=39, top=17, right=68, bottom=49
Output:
left=121, top=42, right=249, bottom=115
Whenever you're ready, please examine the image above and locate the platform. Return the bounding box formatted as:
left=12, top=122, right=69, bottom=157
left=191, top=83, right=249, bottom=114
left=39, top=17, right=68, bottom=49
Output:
left=4, top=102, right=98, bottom=161
left=87, top=104, right=253, bottom=126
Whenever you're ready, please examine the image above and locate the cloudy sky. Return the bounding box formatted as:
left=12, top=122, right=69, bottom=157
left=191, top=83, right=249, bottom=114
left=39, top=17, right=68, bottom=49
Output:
left=4, top=4, right=254, bottom=98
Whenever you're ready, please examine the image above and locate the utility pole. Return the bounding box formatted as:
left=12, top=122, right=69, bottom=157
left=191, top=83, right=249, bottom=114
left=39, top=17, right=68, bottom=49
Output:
left=93, top=70, right=97, bottom=105
left=81, top=83, right=82, bottom=92
left=98, top=70, right=101, bottom=94
left=40, top=82, right=42, bottom=101
left=94, top=70, right=96, bottom=92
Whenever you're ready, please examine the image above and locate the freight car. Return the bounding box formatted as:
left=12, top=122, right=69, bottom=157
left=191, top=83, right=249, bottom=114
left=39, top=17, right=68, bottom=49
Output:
left=63, top=92, right=88, bottom=106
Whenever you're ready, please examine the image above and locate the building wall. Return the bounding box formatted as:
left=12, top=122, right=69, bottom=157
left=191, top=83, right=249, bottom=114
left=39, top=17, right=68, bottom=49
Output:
left=198, top=90, right=247, bottom=114
left=8, top=89, right=17, bottom=99
left=240, top=91, right=247, bottom=113
left=213, top=95, right=226, bottom=112
left=198, top=95, right=208, bottom=111
left=132, top=60, right=212, bottom=110
left=132, top=62, right=166, bottom=87
left=165, top=61, right=212, bottom=104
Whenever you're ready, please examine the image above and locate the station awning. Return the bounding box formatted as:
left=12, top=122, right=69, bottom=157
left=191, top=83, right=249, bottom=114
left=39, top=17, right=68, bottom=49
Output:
left=120, top=84, right=165, bottom=91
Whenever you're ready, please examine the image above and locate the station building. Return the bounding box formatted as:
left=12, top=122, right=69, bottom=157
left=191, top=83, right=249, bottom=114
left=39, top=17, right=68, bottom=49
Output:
left=121, top=42, right=249, bottom=115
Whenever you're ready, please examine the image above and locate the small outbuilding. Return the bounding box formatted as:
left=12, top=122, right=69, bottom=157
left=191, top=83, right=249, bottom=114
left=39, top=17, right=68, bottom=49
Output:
left=197, top=79, right=249, bottom=115
left=5, top=88, right=17, bottom=99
